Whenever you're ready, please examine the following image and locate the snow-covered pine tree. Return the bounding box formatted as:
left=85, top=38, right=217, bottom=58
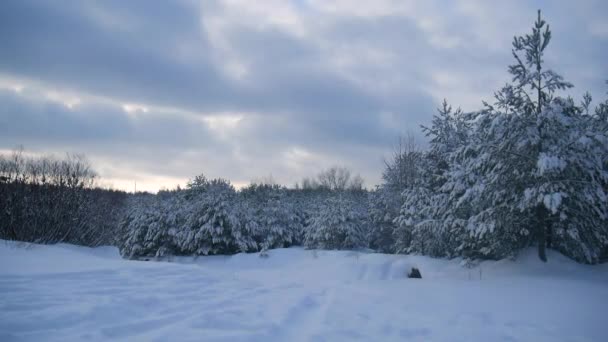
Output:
left=394, top=185, right=432, bottom=254
left=259, top=190, right=303, bottom=250
left=543, top=97, right=608, bottom=263
left=395, top=154, right=467, bottom=258
left=240, top=184, right=292, bottom=250
left=370, top=135, right=423, bottom=253
left=450, top=108, right=537, bottom=260
left=305, top=195, right=368, bottom=250
left=284, top=190, right=308, bottom=245
left=233, top=196, right=260, bottom=253
left=177, top=177, right=243, bottom=255
left=119, top=195, right=175, bottom=259
left=595, top=81, right=608, bottom=123
left=394, top=100, right=469, bottom=257
left=368, top=186, right=399, bottom=253
left=451, top=11, right=607, bottom=263
left=293, top=187, right=331, bottom=242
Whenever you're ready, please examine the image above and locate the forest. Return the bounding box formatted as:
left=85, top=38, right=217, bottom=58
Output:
left=1, top=11, right=607, bottom=264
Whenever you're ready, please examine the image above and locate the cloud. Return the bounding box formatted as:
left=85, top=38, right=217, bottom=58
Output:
left=0, top=0, right=606, bottom=191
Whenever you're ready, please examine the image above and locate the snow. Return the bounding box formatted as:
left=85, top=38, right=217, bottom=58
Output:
left=543, top=192, right=563, bottom=214
left=537, top=153, right=566, bottom=175
left=1, top=241, right=607, bottom=341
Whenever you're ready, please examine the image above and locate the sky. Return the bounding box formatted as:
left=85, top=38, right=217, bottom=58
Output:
left=0, top=0, right=606, bottom=192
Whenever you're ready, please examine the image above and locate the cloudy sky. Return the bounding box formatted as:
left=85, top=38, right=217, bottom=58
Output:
left=1, top=0, right=606, bottom=191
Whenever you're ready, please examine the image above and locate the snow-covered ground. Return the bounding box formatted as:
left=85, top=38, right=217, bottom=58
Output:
left=1, top=241, right=606, bottom=342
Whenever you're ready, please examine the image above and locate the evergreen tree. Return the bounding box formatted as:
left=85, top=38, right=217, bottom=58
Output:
left=394, top=101, right=470, bottom=257
left=435, top=11, right=608, bottom=263
left=120, top=195, right=175, bottom=258
left=178, top=178, right=242, bottom=255
left=305, top=195, right=368, bottom=250
left=368, top=187, right=399, bottom=253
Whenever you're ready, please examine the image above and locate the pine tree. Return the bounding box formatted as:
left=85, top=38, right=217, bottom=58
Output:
left=233, top=197, right=260, bottom=253
left=368, top=187, right=399, bottom=253
left=394, top=100, right=469, bottom=257
left=305, top=195, right=368, bottom=250
left=260, top=191, right=303, bottom=250
left=495, top=10, right=573, bottom=116
left=120, top=195, right=175, bottom=258
left=178, top=179, right=242, bottom=255
left=443, top=11, right=607, bottom=263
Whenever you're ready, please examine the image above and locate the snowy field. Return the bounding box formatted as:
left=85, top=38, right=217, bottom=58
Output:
left=1, top=241, right=607, bottom=342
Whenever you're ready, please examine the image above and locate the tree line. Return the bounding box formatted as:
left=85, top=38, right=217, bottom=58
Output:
left=0, top=147, right=127, bottom=246
left=1, top=11, right=606, bottom=263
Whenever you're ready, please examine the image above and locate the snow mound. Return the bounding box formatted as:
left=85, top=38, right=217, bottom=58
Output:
left=1, top=241, right=606, bottom=341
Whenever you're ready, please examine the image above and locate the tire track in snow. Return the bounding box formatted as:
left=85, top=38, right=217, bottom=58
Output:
left=355, top=259, right=395, bottom=281
left=379, top=260, right=393, bottom=280
left=271, top=287, right=335, bottom=341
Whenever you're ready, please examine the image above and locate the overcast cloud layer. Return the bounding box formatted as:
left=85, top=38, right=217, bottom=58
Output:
left=1, top=0, right=606, bottom=191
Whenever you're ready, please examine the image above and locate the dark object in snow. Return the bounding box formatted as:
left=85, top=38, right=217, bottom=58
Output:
left=259, top=249, right=269, bottom=258
left=408, top=267, right=422, bottom=279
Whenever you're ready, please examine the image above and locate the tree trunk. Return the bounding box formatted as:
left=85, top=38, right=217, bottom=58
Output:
left=536, top=205, right=548, bottom=262
left=538, top=228, right=547, bottom=262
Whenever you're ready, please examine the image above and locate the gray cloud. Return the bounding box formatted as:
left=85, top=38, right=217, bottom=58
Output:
left=0, top=0, right=386, bottom=118
left=0, top=0, right=606, bottom=191
left=0, top=0, right=229, bottom=110
left=0, top=89, right=214, bottom=148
